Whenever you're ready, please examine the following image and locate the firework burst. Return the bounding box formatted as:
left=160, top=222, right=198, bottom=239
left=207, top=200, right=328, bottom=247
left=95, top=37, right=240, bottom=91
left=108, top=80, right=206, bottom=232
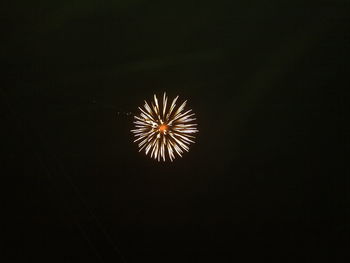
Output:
left=131, top=93, right=198, bottom=161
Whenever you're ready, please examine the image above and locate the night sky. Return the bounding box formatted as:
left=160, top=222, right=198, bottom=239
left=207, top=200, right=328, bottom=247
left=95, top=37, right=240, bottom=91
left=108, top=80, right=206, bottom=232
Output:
left=1, top=1, right=348, bottom=262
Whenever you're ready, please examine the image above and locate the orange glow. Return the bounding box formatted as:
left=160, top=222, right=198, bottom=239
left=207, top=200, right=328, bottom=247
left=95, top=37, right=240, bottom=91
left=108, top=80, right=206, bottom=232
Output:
left=159, top=124, right=168, bottom=132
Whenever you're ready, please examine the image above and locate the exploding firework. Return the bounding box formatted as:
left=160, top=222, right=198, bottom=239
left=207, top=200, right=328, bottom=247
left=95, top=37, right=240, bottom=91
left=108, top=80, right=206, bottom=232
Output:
left=131, top=93, right=198, bottom=161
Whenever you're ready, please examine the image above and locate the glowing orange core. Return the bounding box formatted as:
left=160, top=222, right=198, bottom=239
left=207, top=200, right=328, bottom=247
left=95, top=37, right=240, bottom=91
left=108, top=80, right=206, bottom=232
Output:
left=159, top=124, right=168, bottom=132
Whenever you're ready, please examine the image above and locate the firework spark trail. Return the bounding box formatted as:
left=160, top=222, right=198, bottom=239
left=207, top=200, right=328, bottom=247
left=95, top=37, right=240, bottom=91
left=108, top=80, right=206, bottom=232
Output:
left=131, top=93, right=199, bottom=161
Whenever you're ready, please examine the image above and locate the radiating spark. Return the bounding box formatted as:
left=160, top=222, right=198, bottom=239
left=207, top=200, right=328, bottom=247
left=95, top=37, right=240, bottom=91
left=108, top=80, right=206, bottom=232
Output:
left=131, top=93, right=199, bottom=162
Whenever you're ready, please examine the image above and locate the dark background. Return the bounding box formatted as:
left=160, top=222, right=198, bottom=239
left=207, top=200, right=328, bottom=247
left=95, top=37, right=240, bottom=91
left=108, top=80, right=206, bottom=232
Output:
left=1, top=0, right=348, bottom=262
